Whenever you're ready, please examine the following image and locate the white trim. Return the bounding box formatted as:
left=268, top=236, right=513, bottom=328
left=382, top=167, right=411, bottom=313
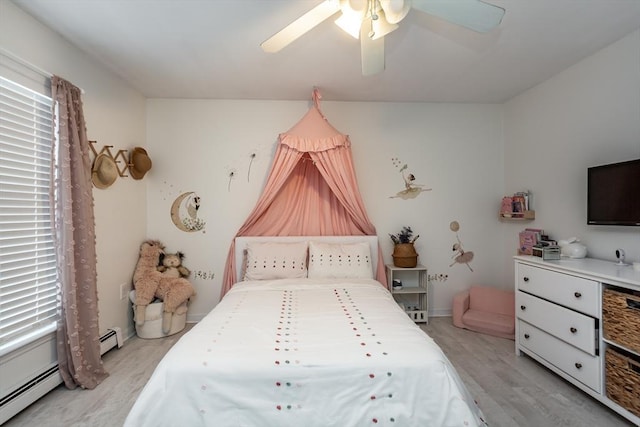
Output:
left=0, top=48, right=85, bottom=93
left=429, top=309, right=453, bottom=317
left=0, top=323, right=56, bottom=359
left=0, top=48, right=51, bottom=80
left=0, top=366, right=61, bottom=425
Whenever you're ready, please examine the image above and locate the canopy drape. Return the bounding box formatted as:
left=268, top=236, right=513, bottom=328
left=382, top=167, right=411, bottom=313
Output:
left=221, top=90, right=386, bottom=296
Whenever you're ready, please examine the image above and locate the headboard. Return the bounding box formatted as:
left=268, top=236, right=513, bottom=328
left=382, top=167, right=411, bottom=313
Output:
left=234, top=235, right=379, bottom=282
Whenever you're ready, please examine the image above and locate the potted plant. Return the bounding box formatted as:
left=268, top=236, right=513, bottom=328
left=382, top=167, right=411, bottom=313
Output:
left=390, top=226, right=420, bottom=268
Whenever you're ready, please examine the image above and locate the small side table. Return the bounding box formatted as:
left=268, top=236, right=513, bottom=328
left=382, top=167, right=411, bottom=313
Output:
left=385, top=264, right=428, bottom=323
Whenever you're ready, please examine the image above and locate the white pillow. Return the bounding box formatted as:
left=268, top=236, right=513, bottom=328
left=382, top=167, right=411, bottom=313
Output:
left=307, top=241, right=373, bottom=279
left=243, top=241, right=308, bottom=280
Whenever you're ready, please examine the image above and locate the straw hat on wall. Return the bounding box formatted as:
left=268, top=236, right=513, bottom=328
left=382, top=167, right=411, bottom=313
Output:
left=92, top=153, right=118, bottom=189
left=129, top=147, right=152, bottom=180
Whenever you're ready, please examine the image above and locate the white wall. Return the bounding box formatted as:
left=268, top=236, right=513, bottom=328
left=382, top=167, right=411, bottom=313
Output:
left=502, top=29, right=640, bottom=283
left=146, top=99, right=505, bottom=319
left=1, top=1, right=147, bottom=339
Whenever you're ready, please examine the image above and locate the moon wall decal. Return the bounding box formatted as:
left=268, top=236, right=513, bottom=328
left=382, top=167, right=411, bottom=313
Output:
left=170, top=192, right=205, bottom=232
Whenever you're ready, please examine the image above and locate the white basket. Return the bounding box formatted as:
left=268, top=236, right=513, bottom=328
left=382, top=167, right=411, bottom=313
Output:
left=129, top=290, right=187, bottom=339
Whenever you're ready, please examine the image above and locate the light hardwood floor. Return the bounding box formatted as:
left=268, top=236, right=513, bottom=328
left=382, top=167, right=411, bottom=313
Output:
left=4, top=318, right=634, bottom=427
left=422, top=319, right=634, bottom=427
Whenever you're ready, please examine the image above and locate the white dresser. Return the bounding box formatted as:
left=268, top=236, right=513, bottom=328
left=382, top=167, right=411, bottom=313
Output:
left=514, top=256, right=640, bottom=425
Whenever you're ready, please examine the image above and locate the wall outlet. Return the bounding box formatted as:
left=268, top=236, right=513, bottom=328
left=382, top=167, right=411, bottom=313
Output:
left=119, top=283, right=129, bottom=300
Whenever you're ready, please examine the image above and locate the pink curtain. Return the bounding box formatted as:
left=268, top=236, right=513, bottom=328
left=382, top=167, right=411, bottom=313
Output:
left=221, top=90, right=386, bottom=296
left=51, top=76, right=108, bottom=389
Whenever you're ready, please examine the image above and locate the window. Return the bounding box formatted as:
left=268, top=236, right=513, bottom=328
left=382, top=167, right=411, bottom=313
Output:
left=0, top=75, right=58, bottom=356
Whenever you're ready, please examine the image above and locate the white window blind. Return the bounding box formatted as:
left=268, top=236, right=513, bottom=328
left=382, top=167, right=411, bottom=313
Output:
left=0, top=75, right=58, bottom=356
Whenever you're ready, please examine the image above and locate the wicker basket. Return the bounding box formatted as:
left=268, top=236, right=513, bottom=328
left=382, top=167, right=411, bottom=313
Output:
left=605, top=348, right=640, bottom=417
left=603, top=288, right=640, bottom=354
left=392, top=243, right=418, bottom=268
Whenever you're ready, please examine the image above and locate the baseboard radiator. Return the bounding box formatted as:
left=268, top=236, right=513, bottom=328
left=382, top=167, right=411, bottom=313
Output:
left=0, top=327, right=122, bottom=425
left=99, top=327, right=124, bottom=356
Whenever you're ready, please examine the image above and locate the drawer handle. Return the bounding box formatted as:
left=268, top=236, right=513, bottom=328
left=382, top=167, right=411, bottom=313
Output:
left=524, top=333, right=530, bottom=339
left=523, top=277, right=529, bottom=282
left=520, top=305, right=526, bottom=311
left=575, top=362, right=582, bottom=370
left=570, top=327, right=577, bottom=334
left=574, top=292, right=582, bottom=298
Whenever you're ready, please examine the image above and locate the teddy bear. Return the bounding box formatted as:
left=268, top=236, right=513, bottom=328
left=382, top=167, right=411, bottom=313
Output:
left=133, top=240, right=196, bottom=334
left=157, top=252, right=190, bottom=279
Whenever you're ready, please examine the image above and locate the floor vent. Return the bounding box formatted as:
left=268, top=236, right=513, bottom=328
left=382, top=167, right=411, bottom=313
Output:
left=99, top=327, right=123, bottom=356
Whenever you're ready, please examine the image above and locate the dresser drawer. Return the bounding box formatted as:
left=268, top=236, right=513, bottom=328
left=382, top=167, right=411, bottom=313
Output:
left=517, top=263, right=599, bottom=317
left=517, top=291, right=597, bottom=355
left=518, top=320, right=601, bottom=393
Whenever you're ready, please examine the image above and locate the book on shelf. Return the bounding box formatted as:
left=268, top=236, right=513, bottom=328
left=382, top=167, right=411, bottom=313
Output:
left=500, top=197, right=513, bottom=217
left=511, top=194, right=528, bottom=217
left=513, top=191, right=530, bottom=211
left=499, top=191, right=532, bottom=218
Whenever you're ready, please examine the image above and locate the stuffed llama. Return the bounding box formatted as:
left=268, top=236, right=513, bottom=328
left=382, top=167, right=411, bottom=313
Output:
left=133, top=240, right=195, bottom=333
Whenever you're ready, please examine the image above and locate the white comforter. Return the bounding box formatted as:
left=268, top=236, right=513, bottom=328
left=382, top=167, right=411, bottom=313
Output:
left=125, top=279, right=486, bottom=427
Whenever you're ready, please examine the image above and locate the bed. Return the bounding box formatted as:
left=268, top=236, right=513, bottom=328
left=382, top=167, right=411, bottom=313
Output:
left=124, top=236, right=487, bottom=426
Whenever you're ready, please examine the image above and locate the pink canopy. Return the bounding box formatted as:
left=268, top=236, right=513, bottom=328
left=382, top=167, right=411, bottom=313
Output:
left=221, top=89, right=387, bottom=296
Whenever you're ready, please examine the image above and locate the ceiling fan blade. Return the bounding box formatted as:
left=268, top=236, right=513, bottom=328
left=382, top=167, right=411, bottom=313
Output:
left=261, top=1, right=341, bottom=53
left=360, top=18, right=385, bottom=76
left=412, top=0, right=505, bottom=33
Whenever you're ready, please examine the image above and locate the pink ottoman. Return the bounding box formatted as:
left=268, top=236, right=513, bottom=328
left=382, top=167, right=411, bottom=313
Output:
left=452, top=286, right=515, bottom=340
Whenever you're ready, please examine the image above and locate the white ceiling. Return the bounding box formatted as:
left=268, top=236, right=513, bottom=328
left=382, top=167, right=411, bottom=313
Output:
left=11, top=0, right=640, bottom=103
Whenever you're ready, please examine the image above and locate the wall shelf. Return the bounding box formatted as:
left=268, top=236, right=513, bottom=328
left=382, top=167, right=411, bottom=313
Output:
left=499, top=210, right=535, bottom=221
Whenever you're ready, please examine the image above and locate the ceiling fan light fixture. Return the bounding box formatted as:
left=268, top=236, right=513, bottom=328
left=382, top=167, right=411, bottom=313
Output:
left=335, top=0, right=369, bottom=38
left=341, top=0, right=368, bottom=11
left=335, top=13, right=362, bottom=39
left=369, top=10, right=399, bottom=40
left=379, top=0, right=412, bottom=24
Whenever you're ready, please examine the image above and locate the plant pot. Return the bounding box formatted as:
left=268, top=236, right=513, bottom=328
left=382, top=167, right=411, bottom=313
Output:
left=392, top=243, right=418, bottom=268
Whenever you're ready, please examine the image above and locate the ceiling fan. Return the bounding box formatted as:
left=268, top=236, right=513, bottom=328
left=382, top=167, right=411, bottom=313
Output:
left=261, top=0, right=505, bottom=76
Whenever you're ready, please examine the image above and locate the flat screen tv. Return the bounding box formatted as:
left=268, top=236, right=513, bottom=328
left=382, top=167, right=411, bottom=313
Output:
left=587, top=158, right=640, bottom=226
